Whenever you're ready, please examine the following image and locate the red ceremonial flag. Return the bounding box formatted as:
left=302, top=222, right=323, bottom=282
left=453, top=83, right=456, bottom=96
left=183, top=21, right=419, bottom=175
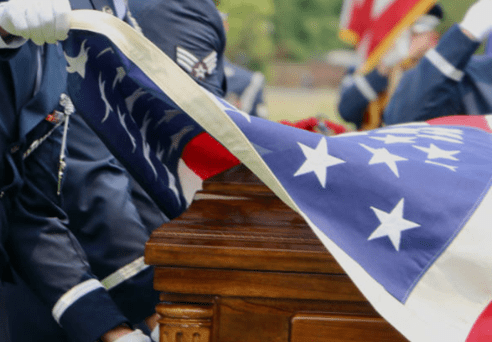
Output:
left=339, top=0, right=437, bottom=73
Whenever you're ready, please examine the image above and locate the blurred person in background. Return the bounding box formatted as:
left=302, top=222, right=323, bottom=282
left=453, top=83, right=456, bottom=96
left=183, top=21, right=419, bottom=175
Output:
left=337, top=4, right=443, bottom=130
left=383, top=0, right=492, bottom=124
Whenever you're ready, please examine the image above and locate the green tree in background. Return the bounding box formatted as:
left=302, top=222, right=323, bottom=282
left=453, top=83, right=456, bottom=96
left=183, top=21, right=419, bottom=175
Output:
left=272, top=0, right=348, bottom=61
left=437, top=0, right=475, bottom=33
left=218, top=0, right=481, bottom=72
left=218, top=0, right=275, bottom=72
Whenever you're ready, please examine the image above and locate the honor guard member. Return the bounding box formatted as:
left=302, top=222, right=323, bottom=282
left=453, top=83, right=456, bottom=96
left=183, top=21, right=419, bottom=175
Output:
left=0, top=0, right=155, bottom=341
left=223, top=58, right=269, bottom=118
left=128, top=0, right=227, bottom=98
left=384, top=0, right=492, bottom=124
left=337, top=4, right=443, bottom=130
left=223, top=59, right=269, bottom=118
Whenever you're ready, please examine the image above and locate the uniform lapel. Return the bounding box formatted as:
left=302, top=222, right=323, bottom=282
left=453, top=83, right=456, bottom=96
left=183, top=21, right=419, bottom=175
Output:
left=19, top=44, right=67, bottom=139
left=9, top=43, right=38, bottom=114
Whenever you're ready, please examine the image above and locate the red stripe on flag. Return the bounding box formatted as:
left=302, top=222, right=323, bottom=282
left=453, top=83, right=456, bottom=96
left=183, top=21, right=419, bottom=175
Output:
left=182, top=132, right=240, bottom=180
left=427, top=115, right=492, bottom=133
left=466, top=301, right=492, bottom=342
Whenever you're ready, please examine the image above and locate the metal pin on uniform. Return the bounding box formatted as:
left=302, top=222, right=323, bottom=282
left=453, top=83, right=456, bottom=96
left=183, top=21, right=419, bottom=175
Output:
left=57, top=93, right=75, bottom=195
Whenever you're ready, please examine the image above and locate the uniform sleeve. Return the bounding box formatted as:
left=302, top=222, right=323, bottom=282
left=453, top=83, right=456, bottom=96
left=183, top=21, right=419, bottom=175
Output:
left=6, top=123, right=127, bottom=342
left=242, top=72, right=267, bottom=118
left=253, top=86, right=269, bottom=119
left=337, top=68, right=388, bottom=128
left=63, top=112, right=163, bottom=324
left=383, top=24, right=481, bottom=125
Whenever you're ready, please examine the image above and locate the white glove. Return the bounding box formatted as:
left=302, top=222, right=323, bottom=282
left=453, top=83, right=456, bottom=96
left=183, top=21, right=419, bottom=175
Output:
left=0, top=0, right=71, bottom=46
left=380, top=29, right=411, bottom=68
left=460, top=0, right=492, bottom=41
left=150, top=325, right=159, bottom=342
left=114, top=329, right=152, bottom=342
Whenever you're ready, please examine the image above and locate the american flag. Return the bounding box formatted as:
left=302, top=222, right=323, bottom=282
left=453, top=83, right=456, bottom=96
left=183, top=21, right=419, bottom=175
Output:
left=339, top=0, right=437, bottom=73
left=62, top=12, right=238, bottom=220
left=65, top=11, right=492, bottom=342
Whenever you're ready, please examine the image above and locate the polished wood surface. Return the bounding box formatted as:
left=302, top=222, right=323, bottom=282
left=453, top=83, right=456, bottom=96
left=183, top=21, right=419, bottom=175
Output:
left=146, top=165, right=407, bottom=341
left=156, top=304, right=213, bottom=342
left=291, top=314, right=404, bottom=342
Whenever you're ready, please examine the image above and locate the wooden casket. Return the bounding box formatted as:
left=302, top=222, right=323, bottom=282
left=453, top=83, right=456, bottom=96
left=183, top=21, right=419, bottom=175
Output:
left=145, top=165, right=408, bottom=342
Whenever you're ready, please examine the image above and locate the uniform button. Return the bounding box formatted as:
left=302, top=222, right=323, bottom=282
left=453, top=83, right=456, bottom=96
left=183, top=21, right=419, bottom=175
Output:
left=10, top=145, right=19, bottom=154
left=102, top=6, right=114, bottom=15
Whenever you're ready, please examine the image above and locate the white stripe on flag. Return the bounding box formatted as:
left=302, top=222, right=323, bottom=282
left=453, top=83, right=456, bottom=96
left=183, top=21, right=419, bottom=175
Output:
left=178, top=158, right=204, bottom=206
left=485, top=115, right=492, bottom=131
left=339, top=0, right=355, bottom=30
left=305, top=185, right=492, bottom=342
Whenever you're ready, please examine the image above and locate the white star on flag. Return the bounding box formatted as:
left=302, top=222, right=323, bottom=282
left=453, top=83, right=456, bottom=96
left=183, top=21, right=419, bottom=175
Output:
left=371, top=134, right=416, bottom=144
left=99, top=73, right=113, bottom=123
left=368, top=198, right=420, bottom=251
left=360, top=143, right=408, bottom=177
left=332, top=131, right=368, bottom=139
left=413, top=144, right=460, bottom=161
left=65, top=39, right=89, bottom=78
left=376, top=127, right=422, bottom=135
left=294, top=138, right=345, bottom=188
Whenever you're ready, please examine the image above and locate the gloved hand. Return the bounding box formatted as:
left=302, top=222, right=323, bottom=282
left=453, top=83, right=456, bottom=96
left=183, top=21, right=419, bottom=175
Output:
left=0, top=0, right=71, bottom=45
left=380, top=29, right=412, bottom=69
left=460, top=0, right=492, bottom=41
left=150, top=325, right=159, bottom=342
left=114, top=329, right=152, bottom=342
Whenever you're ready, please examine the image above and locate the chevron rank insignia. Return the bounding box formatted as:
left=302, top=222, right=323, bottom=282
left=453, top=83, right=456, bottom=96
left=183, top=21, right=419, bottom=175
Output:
left=176, top=46, right=217, bottom=80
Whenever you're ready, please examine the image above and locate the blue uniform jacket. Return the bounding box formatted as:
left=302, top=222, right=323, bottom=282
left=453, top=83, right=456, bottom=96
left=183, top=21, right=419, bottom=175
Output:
left=2, top=2, right=173, bottom=341
left=224, top=59, right=268, bottom=118
left=1, top=42, right=129, bottom=342
left=0, top=1, right=140, bottom=341
left=128, top=0, right=227, bottom=97
left=383, top=25, right=488, bottom=124
left=337, top=66, right=389, bottom=129
left=0, top=41, right=68, bottom=277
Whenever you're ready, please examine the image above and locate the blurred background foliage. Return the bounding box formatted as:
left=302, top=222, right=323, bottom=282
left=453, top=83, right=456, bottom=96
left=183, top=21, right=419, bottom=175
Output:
left=217, top=0, right=478, bottom=73
left=216, top=0, right=481, bottom=122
